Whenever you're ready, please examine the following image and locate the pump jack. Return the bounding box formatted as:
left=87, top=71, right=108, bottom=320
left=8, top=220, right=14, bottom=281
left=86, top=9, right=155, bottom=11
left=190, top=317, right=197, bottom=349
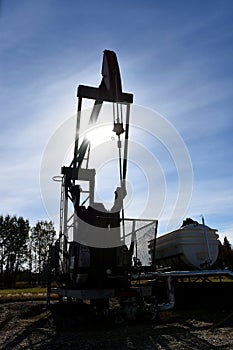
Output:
left=47, top=50, right=174, bottom=321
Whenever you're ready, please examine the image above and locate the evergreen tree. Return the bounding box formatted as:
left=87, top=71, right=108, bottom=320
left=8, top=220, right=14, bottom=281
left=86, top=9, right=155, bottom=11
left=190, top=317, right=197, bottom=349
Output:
left=223, top=236, right=232, bottom=251
left=221, top=236, right=233, bottom=270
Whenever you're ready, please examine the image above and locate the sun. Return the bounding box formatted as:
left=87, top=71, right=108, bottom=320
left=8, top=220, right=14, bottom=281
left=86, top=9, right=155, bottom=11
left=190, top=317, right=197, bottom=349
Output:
left=86, top=125, right=114, bottom=148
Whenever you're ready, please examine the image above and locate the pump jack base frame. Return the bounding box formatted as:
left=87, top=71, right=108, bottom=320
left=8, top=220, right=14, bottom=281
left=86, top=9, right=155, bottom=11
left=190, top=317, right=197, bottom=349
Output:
left=50, top=285, right=153, bottom=300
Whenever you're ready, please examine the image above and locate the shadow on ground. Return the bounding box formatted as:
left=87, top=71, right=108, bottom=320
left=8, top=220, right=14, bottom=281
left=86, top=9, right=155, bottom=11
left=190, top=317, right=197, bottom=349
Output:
left=1, top=299, right=233, bottom=349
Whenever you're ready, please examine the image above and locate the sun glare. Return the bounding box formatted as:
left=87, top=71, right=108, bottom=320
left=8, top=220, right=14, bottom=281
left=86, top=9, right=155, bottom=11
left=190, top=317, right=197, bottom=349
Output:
left=86, top=125, right=114, bottom=148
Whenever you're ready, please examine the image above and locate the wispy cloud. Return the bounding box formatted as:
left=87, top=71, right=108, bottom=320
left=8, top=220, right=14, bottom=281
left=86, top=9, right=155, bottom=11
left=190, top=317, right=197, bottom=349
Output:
left=1, top=1, right=233, bottom=244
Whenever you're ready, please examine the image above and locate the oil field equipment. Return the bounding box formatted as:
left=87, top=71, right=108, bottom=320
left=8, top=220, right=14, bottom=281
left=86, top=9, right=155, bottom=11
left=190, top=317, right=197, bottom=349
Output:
left=47, top=50, right=175, bottom=320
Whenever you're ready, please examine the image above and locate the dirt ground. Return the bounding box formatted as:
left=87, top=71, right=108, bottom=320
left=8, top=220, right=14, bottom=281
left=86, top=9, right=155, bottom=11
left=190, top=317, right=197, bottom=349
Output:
left=0, top=298, right=233, bottom=350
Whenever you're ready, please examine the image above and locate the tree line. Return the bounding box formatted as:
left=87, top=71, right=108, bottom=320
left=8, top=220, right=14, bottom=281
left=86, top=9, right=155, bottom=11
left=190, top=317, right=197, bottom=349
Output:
left=0, top=215, right=56, bottom=288
left=0, top=214, right=233, bottom=288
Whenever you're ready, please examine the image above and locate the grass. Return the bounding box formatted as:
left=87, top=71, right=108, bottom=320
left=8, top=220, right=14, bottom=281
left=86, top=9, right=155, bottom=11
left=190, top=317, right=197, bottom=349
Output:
left=0, top=287, right=46, bottom=294
left=0, top=287, right=47, bottom=300
left=176, top=275, right=233, bottom=282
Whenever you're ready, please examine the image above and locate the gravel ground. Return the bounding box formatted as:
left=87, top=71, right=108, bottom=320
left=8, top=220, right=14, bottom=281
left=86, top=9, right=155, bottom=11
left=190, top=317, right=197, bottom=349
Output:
left=0, top=299, right=233, bottom=350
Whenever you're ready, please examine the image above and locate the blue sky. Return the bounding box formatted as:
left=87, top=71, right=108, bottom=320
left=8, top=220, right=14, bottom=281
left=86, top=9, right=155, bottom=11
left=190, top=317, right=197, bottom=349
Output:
left=1, top=0, right=233, bottom=243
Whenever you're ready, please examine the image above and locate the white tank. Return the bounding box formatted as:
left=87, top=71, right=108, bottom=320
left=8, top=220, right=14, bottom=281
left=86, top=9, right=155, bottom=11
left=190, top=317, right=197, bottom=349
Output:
left=151, top=220, right=220, bottom=270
